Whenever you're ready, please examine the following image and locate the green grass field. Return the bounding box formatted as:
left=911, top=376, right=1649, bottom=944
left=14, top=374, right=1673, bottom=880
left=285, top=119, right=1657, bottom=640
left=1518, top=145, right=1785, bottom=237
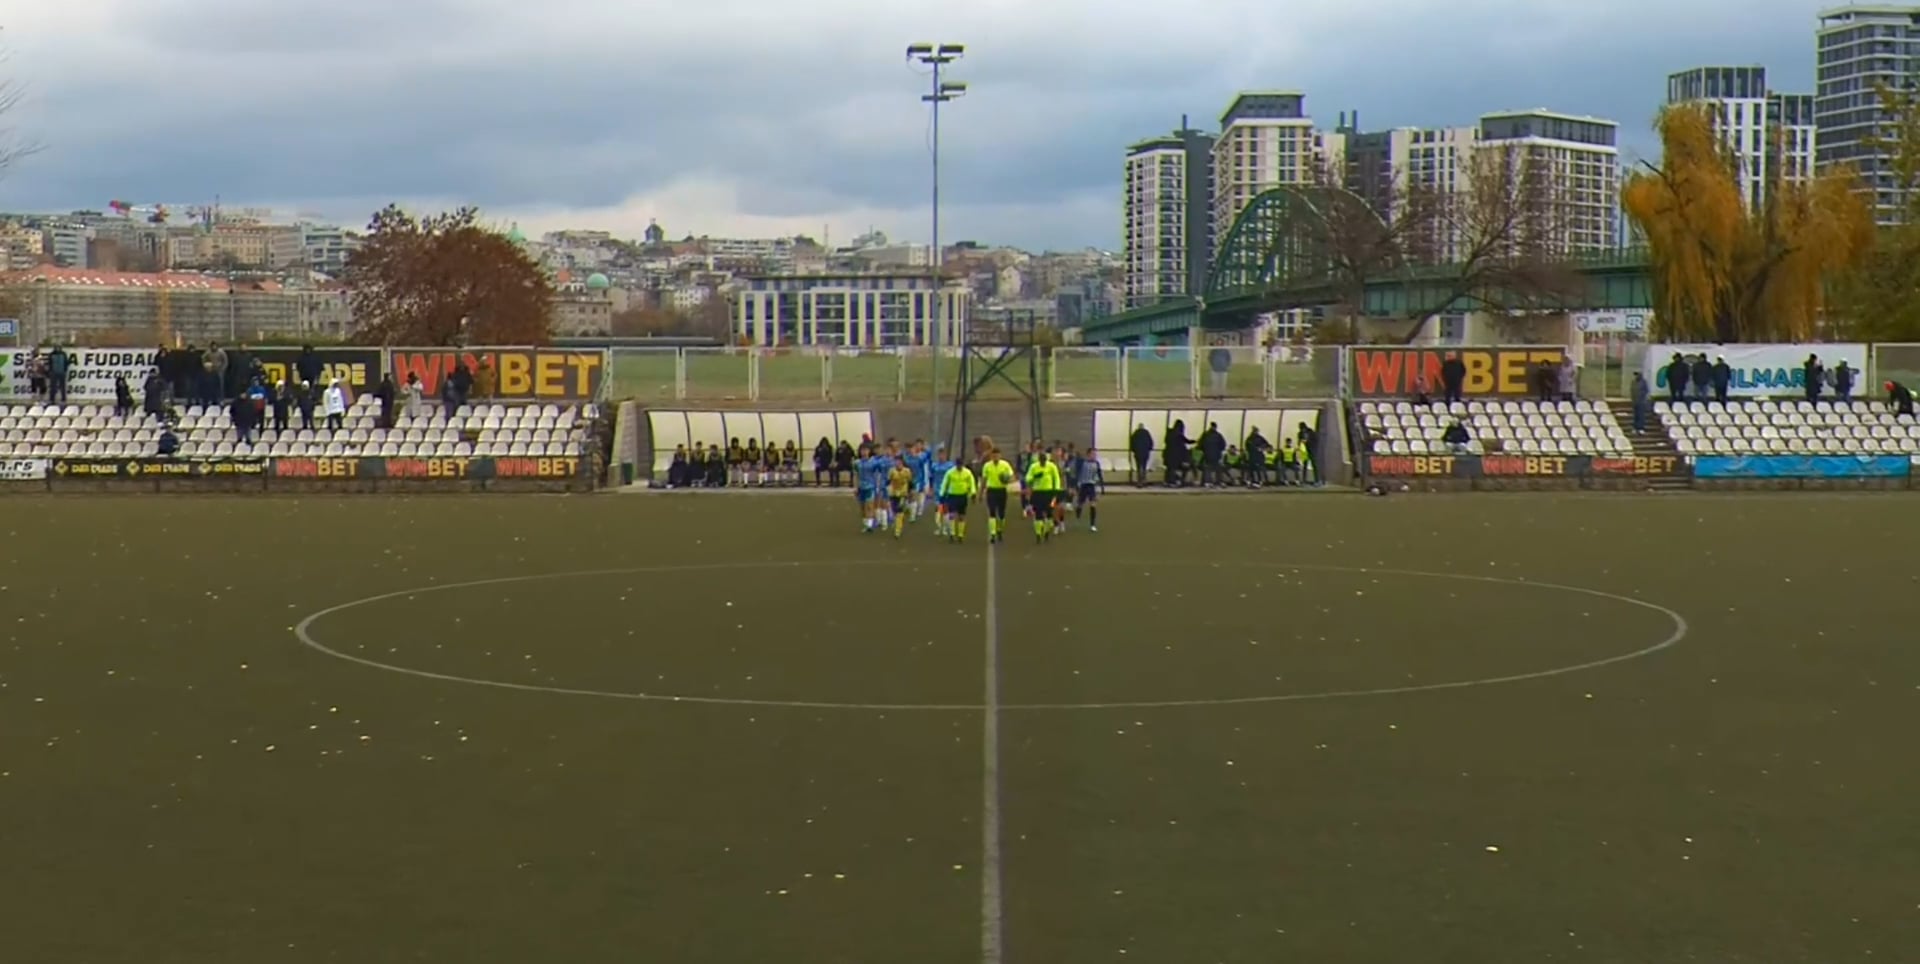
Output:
left=5, top=493, right=1917, bottom=962
left=609, top=351, right=1333, bottom=403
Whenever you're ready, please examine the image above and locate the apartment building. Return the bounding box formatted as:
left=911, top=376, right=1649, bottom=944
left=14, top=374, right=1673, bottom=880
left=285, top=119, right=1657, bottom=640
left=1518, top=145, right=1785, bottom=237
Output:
left=732, top=273, right=968, bottom=347
left=1122, top=119, right=1213, bottom=308
left=1210, top=93, right=1345, bottom=240
left=1815, top=4, right=1920, bottom=222
left=1474, top=110, right=1621, bottom=255
left=1667, top=65, right=1817, bottom=211
left=1341, top=121, right=1480, bottom=262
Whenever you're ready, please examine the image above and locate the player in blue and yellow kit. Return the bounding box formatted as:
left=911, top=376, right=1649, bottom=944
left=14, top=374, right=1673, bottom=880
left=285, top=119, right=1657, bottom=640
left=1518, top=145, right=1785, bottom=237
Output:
left=1023, top=451, right=1064, bottom=542
left=857, top=444, right=890, bottom=533
left=939, top=458, right=978, bottom=542
left=903, top=440, right=932, bottom=524
left=927, top=444, right=956, bottom=537
left=887, top=457, right=915, bottom=538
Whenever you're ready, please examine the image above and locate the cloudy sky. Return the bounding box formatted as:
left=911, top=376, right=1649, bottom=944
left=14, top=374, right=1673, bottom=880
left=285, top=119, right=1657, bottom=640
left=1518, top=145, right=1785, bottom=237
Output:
left=1, top=0, right=1821, bottom=251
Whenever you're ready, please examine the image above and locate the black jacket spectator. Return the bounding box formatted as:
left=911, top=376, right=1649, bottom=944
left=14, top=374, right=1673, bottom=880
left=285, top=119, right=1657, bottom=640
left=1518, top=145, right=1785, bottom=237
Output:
left=1690, top=357, right=1712, bottom=398
left=1711, top=358, right=1732, bottom=402
left=296, top=346, right=324, bottom=387
left=1835, top=362, right=1855, bottom=399
left=143, top=373, right=167, bottom=419
left=1665, top=354, right=1689, bottom=402
left=1804, top=355, right=1824, bottom=402
left=1440, top=356, right=1467, bottom=404
left=1890, top=381, right=1914, bottom=417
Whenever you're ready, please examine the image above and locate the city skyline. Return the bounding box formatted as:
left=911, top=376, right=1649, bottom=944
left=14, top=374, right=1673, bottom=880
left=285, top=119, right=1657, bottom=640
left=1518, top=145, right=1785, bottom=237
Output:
left=1, top=0, right=1824, bottom=251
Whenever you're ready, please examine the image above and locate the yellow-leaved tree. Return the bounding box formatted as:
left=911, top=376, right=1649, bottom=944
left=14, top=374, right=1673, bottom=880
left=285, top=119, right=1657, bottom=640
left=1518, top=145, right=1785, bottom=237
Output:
left=1623, top=103, right=1873, bottom=342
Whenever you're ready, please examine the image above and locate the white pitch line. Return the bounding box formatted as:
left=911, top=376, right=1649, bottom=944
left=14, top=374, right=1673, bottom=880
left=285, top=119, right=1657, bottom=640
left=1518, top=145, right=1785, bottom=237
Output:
left=979, top=544, right=1006, bottom=964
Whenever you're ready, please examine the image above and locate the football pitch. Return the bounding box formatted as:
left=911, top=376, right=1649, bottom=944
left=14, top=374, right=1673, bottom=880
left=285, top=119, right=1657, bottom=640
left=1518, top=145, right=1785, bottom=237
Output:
left=3, top=492, right=1917, bottom=962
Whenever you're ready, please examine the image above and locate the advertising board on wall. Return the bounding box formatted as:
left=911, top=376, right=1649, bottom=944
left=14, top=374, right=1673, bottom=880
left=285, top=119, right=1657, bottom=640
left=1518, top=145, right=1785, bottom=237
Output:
left=386, top=348, right=608, bottom=402
left=0, top=348, right=160, bottom=401
left=1643, top=344, right=1869, bottom=398
left=249, top=347, right=384, bottom=394
left=49, top=458, right=266, bottom=478
left=1692, top=455, right=1908, bottom=479
left=0, top=458, right=49, bottom=480
left=1349, top=347, right=1568, bottom=398
left=270, top=456, right=582, bottom=480
left=1362, top=453, right=1685, bottom=478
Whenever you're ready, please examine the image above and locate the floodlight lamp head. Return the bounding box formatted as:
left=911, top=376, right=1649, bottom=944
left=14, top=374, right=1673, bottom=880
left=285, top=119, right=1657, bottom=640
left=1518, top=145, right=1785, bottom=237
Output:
left=937, top=44, right=965, bottom=57
left=906, top=43, right=934, bottom=58
left=941, top=81, right=968, bottom=96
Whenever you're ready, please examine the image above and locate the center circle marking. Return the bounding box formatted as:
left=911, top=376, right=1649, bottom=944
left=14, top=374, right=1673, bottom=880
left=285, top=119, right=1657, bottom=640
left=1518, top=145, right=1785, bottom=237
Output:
left=292, top=560, right=1687, bottom=711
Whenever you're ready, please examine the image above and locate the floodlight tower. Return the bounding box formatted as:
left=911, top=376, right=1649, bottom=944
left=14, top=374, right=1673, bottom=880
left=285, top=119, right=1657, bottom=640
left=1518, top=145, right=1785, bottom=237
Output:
left=907, top=42, right=965, bottom=447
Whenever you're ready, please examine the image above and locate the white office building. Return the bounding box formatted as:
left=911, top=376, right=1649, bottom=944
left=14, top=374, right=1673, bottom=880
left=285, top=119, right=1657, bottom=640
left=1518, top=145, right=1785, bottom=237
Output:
left=1667, top=65, right=1816, bottom=212
left=732, top=273, right=969, bottom=347
left=1341, top=122, right=1481, bottom=262
left=1474, top=110, right=1621, bottom=255
left=1815, top=4, right=1920, bottom=222
left=1123, top=120, right=1214, bottom=308
left=1210, top=92, right=1346, bottom=239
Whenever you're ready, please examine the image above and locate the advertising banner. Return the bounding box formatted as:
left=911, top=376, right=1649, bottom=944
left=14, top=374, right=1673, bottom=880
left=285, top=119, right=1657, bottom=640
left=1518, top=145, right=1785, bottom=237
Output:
left=1643, top=344, right=1868, bottom=398
left=385, top=348, right=607, bottom=402
left=1572, top=311, right=1651, bottom=335
left=0, top=458, right=49, bottom=480
left=1362, top=453, right=1687, bottom=478
left=49, top=458, right=266, bottom=479
left=270, top=456, right=583, bottom=480
left=249, top=347, right=384, bottom=394
left=0, top=348, right=160, bottom=401
left=1692, top=455, right=1909, bottom=479
left=1349, top=346, right=1568, bottom=398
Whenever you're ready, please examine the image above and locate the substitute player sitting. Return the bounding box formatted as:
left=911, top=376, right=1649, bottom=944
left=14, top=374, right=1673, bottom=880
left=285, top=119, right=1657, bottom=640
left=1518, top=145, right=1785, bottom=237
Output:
left=939, top=458, right=978, bottom=543
left=887, top=456, right=915, bottom=538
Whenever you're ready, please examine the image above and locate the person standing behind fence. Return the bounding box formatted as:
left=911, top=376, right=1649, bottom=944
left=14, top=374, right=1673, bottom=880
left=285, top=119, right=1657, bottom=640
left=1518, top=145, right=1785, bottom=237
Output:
left=1665, top=353, right=1689, bottom=404
left=1207, top=345, right=1232, bottom=398
left=1834, top=361, right=1855, bottom=402
left=323, top=378, right=350, bottom=431
left=46, top=345, right=71, bottom=405
left=1803, top=354, right=1823, bottom=403
left=1441, top=355, right=1466, bottom=405
left=1631, top=372, right=1651, bottom=434
left=1711, top=356, right=1732, bottom=403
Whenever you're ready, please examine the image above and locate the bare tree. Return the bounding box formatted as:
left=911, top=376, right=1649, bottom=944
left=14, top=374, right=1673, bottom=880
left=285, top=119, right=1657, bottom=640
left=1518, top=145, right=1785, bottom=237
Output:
left=0, top=29, right=42, bottom=180
left=1394, top=143, right=1585, bottom=342
left=1300, top=156, right=1446, bottom=344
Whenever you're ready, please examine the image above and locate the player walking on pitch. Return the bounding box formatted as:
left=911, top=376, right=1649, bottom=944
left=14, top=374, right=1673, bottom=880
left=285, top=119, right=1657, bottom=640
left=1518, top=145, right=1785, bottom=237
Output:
left=938, top=458, right=978, bottom=542
left=1070, top=448, right=1106, bottom=532
left=927, top=445, right=956, bottom=537
left=980, top=448, right=1017, bottom=544
left=1023, top=451, right=1064, bottom=543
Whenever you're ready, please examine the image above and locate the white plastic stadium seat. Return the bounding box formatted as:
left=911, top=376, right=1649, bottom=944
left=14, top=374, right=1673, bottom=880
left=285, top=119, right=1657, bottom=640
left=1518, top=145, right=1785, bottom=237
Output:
left=1655, top=398, right=1919, bottom=456
left=1354, top=399, right=1633, bottom=457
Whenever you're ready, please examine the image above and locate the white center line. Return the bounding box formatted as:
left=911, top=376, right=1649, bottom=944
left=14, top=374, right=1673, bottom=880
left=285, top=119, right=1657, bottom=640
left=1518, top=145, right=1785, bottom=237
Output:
left=980, top=544, right=1006, bottom=964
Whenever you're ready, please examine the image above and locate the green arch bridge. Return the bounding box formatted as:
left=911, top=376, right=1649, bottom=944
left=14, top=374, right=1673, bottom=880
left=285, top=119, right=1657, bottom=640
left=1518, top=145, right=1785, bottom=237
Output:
left=1084, top=185, right=1652, bottom=344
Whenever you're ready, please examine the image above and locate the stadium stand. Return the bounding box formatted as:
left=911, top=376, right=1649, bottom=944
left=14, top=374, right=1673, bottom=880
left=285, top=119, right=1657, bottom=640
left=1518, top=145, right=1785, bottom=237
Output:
left=1658, top=399, right=1920, bottom=455
left=0, top=399, right=588, bottom=460
left=645, top=410, right=874, bottom=479
left=1354, top=399, right=1633, bottom=456
left=1090, top=407, right=1322, bottom=478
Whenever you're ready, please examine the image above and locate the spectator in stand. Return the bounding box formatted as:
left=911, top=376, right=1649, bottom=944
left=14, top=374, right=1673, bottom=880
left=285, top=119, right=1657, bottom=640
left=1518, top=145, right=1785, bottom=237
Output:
left=449, top=362, right=475, bottom=410
left=295, top=345, right=324, bottom=389
left=156, top=421, right=180, bottom=457
left=323, top=378, right=350, bottom=431
left=271, top=381, right=292, bottom=434
left=1163, top=419, right=1191, bottom=487
left=1631, top=372, right=1651, bottom=434
left=1442, top=418, right=1471, bottom=454
left=204, top=342, right=229, bottom=406
left=1889, top=380, right=1915, bottom=417
left=1532, top=359, right=1555, bottom=402
left=46, top=344, right=71, bottom=405
left=1557, top=356, right=1577, bottom=401
left=295, top=381, right=317, bottom=430
left=1711, top=356, right=1733, bottom=403
left=475, top=357, right=497, bottom=400
left=27, top=348, right=46, bottom=399
left=170, top=344, right=196, bottom=401
left=1410, top=368, right=1432, bottom=406
left=113, top=375, right=134, bottom=418
left=1440, top=354, right=1466, bottom=405
left=1687, top=354, right=1711, bottom=403
left=246, top=377, right=269, bottom=433
left=813, top=438, right=833, bottom=485
left=1803, top=354, right=1824, bottom=403
left=1129, top=423, right=1153, bottom=487
left=1834, top=360, right=1856, bottom=402
left=374, top=374, right=397, bottom=430
left=143, top=369, right=168, bottom=421
left=1665, top=352, right=1689, bottom=404
left=230, top=389, right=257, bottom=444
left=404, top=373, right=424, bottom=420
left=439, top=375, right=460, bottom=421
left=1198, top=422, right=1228, bottom=487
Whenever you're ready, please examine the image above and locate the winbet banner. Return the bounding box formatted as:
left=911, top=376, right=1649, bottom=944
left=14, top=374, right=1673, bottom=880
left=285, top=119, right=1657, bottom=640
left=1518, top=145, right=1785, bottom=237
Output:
left=249, top=347, right=384, bottom=394
left=1362, top=453, right=1684, bottom=478
left=269, top=456, right=583, bottom=480
left=1643, top=344, right=1868, bottom=399
left=0, top=348, right=160, bottom=401
left=385, top=348, right=608, bottom=402
left=1349, top=347, right=1568, bottom=398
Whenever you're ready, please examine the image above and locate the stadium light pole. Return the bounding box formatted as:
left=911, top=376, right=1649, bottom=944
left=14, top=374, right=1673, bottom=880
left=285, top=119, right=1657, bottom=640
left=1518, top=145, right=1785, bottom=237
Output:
left=907, top=42, right=964, bottom=447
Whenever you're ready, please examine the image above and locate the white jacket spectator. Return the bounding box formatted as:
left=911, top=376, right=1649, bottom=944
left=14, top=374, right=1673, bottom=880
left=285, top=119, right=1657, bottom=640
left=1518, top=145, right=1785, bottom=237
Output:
left=323, top=380, right=351, bottom=431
